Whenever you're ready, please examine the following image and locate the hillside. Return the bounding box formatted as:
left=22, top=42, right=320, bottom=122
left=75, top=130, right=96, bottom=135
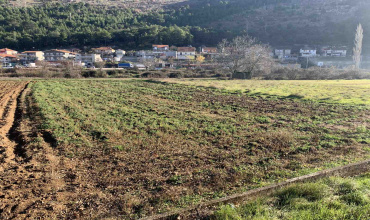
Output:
left=6, top=0, right=187, bottom=11
left=0, top=0, right=368, bottom=50
left=164, top=0, right=370, bottom=46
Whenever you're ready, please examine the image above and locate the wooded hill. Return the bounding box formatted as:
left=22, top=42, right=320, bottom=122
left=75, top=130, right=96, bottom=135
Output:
left=0, top=0, right=368, bottom=51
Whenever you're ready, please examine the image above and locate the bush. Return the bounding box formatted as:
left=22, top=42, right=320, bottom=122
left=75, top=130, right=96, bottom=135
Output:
left=82, top=70, right=98, bottom=77
left=266, top=66, right=370, bottom=80
left=96, top=70, right=108, bottom=78
left=213, top=205, right=241, bottom=220
left=141, top=71, right=167, bottom=78
left=106, top=70, right=119, bottom=76
left=168, top=72, right=183, bottom=78
left=275, top=183, right=329, bottom=206
left=341, top=192, right=368, bottom=205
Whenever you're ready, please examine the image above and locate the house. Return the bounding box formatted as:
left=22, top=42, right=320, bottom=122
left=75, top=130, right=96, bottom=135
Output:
left=200, top=47, right=218, bottom=54
left=274, top=48, right=292, bottom=59
left=92, top=47, right=115, bottom=55
left=322, top=47, right=347, bottom=57
left=0, top=48, right=18, bottom=56
left=153, top=45, right=169, bottom=51
left=177, top=47, right=196, bottom=60
left=300, top=47, right=317, bottom=57
left=44, top=49, right=77, bottom=62
left=116, top=49, right=126, bottom=57
left=136, top=50, right=156, bottom=60
left=200, top=47, right=218, bottom=60
left=0, top=54, right=17, bottom=67
left=163, top=51, right=177, bottom=60
left=75, top=54, right=103, bottom=64
left=135, top=63, right=146, bottom=70
left=18, top=51, right=44, bottom=64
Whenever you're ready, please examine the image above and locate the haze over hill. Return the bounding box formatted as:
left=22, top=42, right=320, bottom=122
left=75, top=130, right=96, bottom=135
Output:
left=0, top=0, right=369, bottom=50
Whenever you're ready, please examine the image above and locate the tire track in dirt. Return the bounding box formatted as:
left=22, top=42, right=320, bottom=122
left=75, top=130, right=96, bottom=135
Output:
left=0, top=82, right=82, bottom=219
left=0, top=82, right=59, bottom=219
left=0, top=83, right=28, bottom=171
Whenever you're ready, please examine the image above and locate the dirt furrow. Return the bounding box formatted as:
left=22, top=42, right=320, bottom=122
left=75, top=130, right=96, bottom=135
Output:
left=0, top=82, right=76, bottom=219
left=0, top=83, right=27, bottom=171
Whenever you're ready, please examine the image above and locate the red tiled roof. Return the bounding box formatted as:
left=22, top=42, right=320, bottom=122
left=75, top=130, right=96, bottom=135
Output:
left=22, top=51, right=43, bottom=53
left=178, top=47, right=196, bottom=52
left=0, top=54, right=17, bottom=58
left=203, top=47, right=217, bottom=52
left=153, top=45, right=169, bottom=48
left=0, top=48, right=17, bottom=52
left=93, top=47, right=114, bottom=50
left=47, top=49, right=77, bottom=55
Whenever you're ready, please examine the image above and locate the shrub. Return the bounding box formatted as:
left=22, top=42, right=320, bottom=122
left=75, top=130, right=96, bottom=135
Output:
left=96, top=70, right=108, bottom=78
left=141, top=71, right=167, bottom=78
left=275, top=183, right=328, bottom=206
left=337, top=180, right=358, bottom=195
left=341, top=192, right=368, bottom=205
left=106, top=70, right=119, bottom=76
left=213, top=205, right=241, bottom=220
left=266, top=66, right=370, bottom=80
left=168, top=72, right=183, bottom=78
left=82, top=70, right=98, bottom=77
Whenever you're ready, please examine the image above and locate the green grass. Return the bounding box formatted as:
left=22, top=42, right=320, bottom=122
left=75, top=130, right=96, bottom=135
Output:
left=213, top=174, right=370, bottom=220
left=162, top=79, right=370, bottom=106
left=30, top=79, right=370, bottom=217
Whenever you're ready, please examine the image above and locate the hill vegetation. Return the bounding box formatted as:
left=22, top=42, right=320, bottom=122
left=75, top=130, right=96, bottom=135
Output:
left=0, top=0, right=369, bottom=50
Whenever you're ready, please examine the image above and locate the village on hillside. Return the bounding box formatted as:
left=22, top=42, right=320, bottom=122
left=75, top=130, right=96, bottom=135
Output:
left=0, top=44, right=358, bottom=71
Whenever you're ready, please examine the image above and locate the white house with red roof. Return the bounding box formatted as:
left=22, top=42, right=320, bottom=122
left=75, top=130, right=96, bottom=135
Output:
left=44, top=49, right=77, bottom=62
left=0, top=54, right=17, bottom=67
left=177, top=47, right=196, bottom=60
left=0, top=48, right=18, bottom=56
left=92, top=47, right=115, bottom=55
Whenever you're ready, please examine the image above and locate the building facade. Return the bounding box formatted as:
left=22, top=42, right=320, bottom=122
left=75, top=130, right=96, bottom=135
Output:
left=44, top=49, right=76, bottom=61
left=300, top=48, right=317, bottom=57
left=274, top=49, right=292, bottom=59
left=19, top=51, right=44, bottom=64
left=322, top=47, right=347, bottom=57
left=92, top=47, right=115, bottom=55
left=0, top=54, right=17, bottom=67
left=0, top=48, right=18, bottom=56
left=75, top=54, right=103, bottom=64
left=177, top=47, right=196, bottom=60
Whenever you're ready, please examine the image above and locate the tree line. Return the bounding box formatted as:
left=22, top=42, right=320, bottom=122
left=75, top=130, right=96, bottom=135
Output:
left=0, top=0, right=367, bottom=51
left=0, top=2, right=238, bottom=50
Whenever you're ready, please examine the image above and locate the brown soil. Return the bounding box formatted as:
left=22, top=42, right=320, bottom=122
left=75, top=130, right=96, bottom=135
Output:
left=0, top=82, right=72, bottom=219
left=1, top=80, right=369, bottom=219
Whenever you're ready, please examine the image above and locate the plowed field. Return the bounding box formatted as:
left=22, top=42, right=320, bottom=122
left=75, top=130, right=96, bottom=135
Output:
left=1, top=79, right=370, bottom=219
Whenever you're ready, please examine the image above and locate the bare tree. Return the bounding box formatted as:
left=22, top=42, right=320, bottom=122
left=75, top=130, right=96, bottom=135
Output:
left=142, top=58, right=162, bottom=70
left=217, top=35, right=274, bottom=79
left=353, top=23, right=363, bottom=70
left=62, top=61, right=82, bottom=78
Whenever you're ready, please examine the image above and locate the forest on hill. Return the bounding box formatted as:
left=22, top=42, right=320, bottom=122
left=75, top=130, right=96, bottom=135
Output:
left=0, top=0, right=369, bottom=51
